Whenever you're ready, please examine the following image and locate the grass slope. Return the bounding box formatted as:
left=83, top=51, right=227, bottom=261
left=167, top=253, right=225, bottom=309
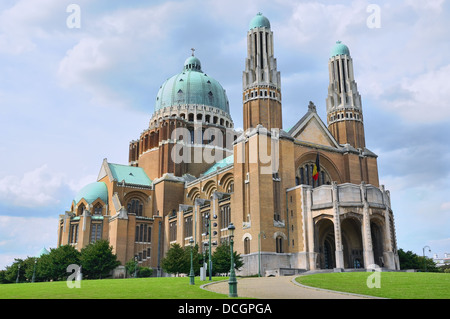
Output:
left=0, top=277, right=231, bottom=299
left=297, top=272, right=450, bottom=299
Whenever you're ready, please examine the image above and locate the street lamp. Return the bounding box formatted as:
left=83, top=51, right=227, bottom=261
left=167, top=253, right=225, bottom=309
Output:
left=228, top=223, right=237, bottom=297
left=16, top=263, right=20, bottom=284
left=31, top=258, right=37, bottom=283
left=205, top=213, right=213, bottom=281
left=423, top=245, right=431, bottom=272
left=134, top=256, right=138, bottom=278
left=189, top=238, right=195, bottom=285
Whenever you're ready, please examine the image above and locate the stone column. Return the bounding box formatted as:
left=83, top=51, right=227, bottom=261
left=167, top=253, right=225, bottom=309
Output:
left=360, top=183, right=374, bottom=267
left=305, top=186, right=316, bottom=270
left=381, top=185, right=395, bottom=269
left=332, top=182, right=344, bottom=269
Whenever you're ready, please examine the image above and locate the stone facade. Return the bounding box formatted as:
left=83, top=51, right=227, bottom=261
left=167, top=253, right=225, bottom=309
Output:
left=57, top=13, right=400, bottom=277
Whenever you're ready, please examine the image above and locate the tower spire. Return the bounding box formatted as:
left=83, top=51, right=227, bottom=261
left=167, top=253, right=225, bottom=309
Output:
left=242, top=13, right=282, bottom=131
left=326, top=41, right=365, bottom=149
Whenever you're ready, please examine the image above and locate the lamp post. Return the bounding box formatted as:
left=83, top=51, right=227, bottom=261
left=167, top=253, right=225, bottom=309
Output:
left=31, top=258, right=37, bottom=283
left=189, top=238, right=195, bottom=285
left=228, top=223, right=237, bottom=297
left=205, top=212, right=213, bottom=281
left=422, top=245, right=431, bottom=272
left=16, top=263, right=20, bottom=284
left=134, top=256, right=138, bottom=278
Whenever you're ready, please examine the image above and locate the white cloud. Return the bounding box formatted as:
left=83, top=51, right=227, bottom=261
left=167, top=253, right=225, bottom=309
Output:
left=379, top=64, right=450, bottom=123
left=0, top=165, right=64, bottom=207
left=57, top=2, right=191, bottom=109
left=405, top=0, right=445, bottom=12
left=276, top=0, right=368, bottom=50
left=0, top=216, right=57, bottom=269
left=0, top=0, right=67, bottom=54
left=0, top=165, right=96, bottom=208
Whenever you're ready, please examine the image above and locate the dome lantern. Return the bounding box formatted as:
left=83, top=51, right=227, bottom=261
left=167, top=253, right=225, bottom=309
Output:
left=330, top=41, right=350, bottom=58
left=249, top=12, right=271, bottom=30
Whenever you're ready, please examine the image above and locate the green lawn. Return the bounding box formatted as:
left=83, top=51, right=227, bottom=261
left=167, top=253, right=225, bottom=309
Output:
left=0, top=277, right=232, bottom=299
left=296, top=272, right=450, bottom=299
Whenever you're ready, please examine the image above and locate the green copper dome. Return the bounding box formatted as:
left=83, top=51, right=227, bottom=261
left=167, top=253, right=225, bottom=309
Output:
left=249, top=12, right=270, bottom=30
left=330, top=41, right=350, bottom=58
left=155, top=55, right=230, bottom=114
left=74, top=182, right=108, bottom=204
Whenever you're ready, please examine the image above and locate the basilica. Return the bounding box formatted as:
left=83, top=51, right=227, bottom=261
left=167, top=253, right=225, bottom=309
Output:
left=57, top=13, right=400, bottom=277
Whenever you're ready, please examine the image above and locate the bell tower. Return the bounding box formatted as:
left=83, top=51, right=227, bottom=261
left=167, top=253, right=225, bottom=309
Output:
left=243, top=13, right=282, bottom=131
left=326, top=41, right=366, bottom=149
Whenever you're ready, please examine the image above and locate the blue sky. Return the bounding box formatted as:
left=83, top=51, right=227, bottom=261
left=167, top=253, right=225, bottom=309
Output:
left=0, top=0, right=449, bottom=269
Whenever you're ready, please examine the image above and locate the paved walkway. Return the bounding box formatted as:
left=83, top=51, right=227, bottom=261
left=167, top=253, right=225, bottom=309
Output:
left=202, top=275, right=374, bottom=299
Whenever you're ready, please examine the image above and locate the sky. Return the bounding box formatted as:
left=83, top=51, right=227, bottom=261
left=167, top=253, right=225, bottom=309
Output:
left=0, top=0, right=449, bottom=269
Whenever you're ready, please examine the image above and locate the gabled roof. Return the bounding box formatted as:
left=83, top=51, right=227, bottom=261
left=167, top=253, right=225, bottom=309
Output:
left=98, top=159, right=152, bottom=187
left=288, top=101, right=341, bottom=149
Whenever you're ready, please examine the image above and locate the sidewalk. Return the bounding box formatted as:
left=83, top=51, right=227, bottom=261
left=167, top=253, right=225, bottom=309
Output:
left=202, top=275, right=374, bottom=299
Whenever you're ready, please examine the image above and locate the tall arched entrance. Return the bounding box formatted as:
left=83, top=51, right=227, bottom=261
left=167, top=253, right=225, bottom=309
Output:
left=315, top=218, right=336, bottom=269
left=371, top=219, right=385, bottom=267
left=341, top=217, right=364, bottom=269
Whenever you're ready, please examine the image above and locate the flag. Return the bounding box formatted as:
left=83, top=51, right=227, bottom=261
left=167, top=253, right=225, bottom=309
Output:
left=312, top=153, right=320, bottom=181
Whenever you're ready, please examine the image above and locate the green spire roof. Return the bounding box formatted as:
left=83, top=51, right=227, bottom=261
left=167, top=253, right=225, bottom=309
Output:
left=249, top=12, right=271, bottom=30
left=74, top=182, right=108, bottom=204
left=330, top=41, right=350, bottom=58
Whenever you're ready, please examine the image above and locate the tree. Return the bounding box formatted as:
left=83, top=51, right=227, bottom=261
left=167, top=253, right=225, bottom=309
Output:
left=3, top=258, right=25, bottom=283
left=398, top=248, right=439, bottom=272
left=211, top=242, right=243, bottom=275
left=38, top=245, right=81, bottom=281
left=161, top=243, right=188, bottom=276
left=80, top=240, right=120, bottom=279
left=139, top=267, right=153, bottom=278
left=125, top=259, right=153, bottom=278
left=161, top=243, right=201, bottom=276
left=125, top=258, right=140, bottom=278
left=182, top=243, right=201, bottom=276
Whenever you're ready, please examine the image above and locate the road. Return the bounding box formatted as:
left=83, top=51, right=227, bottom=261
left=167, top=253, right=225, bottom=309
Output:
left=202, top=275, right=375, bottom=299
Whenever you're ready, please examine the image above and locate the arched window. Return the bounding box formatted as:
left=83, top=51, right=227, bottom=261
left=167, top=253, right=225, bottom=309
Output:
left=77, top=203, right=85, bottom=216
left=296, top=162, right=331, bottom=187
left=135, top=223, right=151, bottom=243
left=276, top=236, right=283, bottom=253
left=244, top=237, right=250, bottom=255
left=227, top=181, right=234, bottom=193
left=94, top=203, right=102, bottom=215
left=90, top=223, right=102, bottom=243
left=128, top=199, right=143, bottom=216
left=220, top=204, right=231, bottom=230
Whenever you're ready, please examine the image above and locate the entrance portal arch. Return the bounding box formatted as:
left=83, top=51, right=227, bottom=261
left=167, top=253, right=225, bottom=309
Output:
left=341, top=217, right=364, bottom=268
left=315, top=218, right=336, bottom=269
left=370, top=219, right=385, bottom=267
